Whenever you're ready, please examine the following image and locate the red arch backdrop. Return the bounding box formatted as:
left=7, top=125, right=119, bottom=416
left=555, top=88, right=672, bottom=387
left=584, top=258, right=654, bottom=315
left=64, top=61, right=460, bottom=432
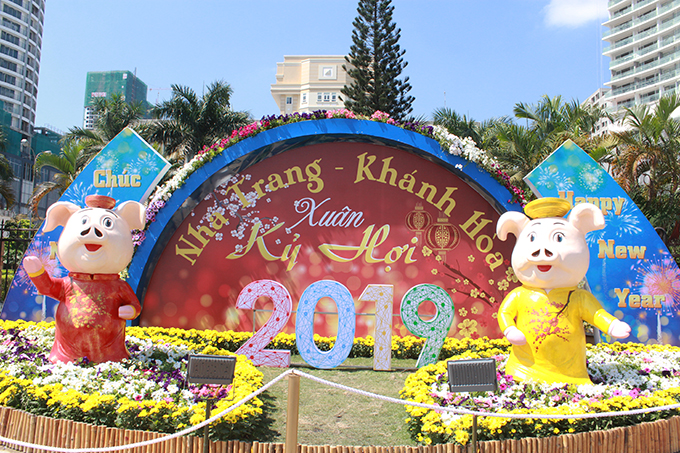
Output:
left=141, top=140, right=520, bottom=339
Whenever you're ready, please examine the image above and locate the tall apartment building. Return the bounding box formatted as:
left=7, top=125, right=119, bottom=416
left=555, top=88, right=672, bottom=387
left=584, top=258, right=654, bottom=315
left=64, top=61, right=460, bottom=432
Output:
left=0, top=0, right=46, bottom=217
left=270, top=56, right=354, bottom=115
left=83, top=70, right=149, bottom=129
left=603, top=0, right=680, bottom=110
left=0, top=0, right=44, bottom=135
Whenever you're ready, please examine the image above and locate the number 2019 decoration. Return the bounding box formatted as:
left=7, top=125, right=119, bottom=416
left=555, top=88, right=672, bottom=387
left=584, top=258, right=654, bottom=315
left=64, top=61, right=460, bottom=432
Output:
left=234, top=280, right=292, bottom=367
left=238, top=279, right=454, bottom=369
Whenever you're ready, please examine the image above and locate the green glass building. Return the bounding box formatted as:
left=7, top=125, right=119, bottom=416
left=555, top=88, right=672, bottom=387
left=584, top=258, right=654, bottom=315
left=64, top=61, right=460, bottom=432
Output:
left=83, top=70, right=150, bottom=129
left=0, top=98, right=61, bottom=219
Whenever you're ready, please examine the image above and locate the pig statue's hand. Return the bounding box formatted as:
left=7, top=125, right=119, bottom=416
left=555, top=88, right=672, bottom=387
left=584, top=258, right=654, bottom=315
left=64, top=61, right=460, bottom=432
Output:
left=504, top=326, right=527, bottom=345
left=23, top=256, right=43, bottom=275
left=118, top=305, right=137, bottom=320
left=608, top=319, right=631, bottom=339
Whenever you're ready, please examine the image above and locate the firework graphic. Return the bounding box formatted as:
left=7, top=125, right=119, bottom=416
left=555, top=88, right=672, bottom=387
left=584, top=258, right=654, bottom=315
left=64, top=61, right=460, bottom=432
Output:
left=533, top=166, right=574, bottom=192
left=61, top=181, right=97, bottom=207
left=124, top=151, right=163, bottom=177
left=11, top=234, right=67, bottom=297
left=585, top=202, right=642, bottom=247
left=606, top=201, right=641, bottom=237
left=577, top=163, right=605, bottom=192
left=633, top=256, right=680, bottom=314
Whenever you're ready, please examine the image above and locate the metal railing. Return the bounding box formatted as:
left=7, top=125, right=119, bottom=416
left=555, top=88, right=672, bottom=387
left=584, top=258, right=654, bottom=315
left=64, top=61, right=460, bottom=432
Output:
left=611, top=5, right=633, bottom=20
left=609, top=0, right=629, bottom=8
left=638, top=41, right=660, bottom=55
left=0, top=220, right=38, bottom=302
left=638, top=24, right=659, bottom=39
left=640, top=90, right=661, bottom=102
left=634, top=0, right=657, bottom=12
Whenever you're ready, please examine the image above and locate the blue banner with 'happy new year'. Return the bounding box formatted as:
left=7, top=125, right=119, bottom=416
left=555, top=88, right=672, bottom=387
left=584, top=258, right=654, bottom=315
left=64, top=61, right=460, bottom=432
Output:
left=525, top=140, right=680, bottom=345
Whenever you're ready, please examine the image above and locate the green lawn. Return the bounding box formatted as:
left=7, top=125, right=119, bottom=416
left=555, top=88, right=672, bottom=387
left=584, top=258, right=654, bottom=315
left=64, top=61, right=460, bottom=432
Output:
left=256, top=357, right=420, bottom=446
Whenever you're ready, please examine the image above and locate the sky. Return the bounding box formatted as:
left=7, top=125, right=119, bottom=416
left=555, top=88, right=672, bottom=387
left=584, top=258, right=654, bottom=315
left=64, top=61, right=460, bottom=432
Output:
left=34, top=0, right=611, bottom=134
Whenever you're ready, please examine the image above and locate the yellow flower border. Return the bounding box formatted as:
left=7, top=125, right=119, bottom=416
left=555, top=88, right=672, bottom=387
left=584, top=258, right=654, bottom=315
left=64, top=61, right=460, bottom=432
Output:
left=0, top=320, right=264, bottom=441
left=10, top=319, right=676, bottom=446
left=399, top=339, right=680, bottom=446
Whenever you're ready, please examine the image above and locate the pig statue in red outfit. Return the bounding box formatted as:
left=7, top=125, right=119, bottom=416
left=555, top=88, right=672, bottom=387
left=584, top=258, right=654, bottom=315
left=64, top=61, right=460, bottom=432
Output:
left=23, top=195, right=145, bottom=364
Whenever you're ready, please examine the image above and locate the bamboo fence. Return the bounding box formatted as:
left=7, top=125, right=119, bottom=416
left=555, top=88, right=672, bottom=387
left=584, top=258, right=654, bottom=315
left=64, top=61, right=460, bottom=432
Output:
left=0, top=406, right=679, bottom=453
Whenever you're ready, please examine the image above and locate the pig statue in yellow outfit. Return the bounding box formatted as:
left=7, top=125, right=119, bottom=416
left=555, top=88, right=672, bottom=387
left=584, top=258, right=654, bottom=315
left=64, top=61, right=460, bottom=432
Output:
left=496, top=198, right=631, bottom=384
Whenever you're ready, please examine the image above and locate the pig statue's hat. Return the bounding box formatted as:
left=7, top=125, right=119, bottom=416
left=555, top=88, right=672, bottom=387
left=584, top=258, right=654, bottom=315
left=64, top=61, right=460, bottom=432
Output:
left=523, top=197, right=572, bottom=219
left=85, top=194, right=116, bottom=210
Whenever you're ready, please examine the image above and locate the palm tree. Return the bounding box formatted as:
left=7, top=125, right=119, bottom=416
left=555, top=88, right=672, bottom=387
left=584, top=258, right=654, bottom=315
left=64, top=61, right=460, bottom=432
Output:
left=514, top=94, right=607, bottom=144
left=514, top=95, right=568, bottom=139
left=609, top=93, right=680, bottom=203
left=432, top=107, right=511, bottom=150
left=62, top=93, right=145, bottom=164
left=0, top=126, right=15, bottom=209
left=0, top=157, right=14, bottom=209
left=433, top=108, right=482, bottom=145
left=491, top=123, right=545, bottom=184
left=144, top=81, right=250, bottom=163
left=490, top=95, right=611, bottom=181
left=28, top=141, right=88, bottom=214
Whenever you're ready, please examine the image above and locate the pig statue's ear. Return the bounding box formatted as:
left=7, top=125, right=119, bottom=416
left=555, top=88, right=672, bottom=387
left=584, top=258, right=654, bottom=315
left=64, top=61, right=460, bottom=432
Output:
left=115, top=200, right=146, bottom=231
left=497, top=211, right=531, bottom=241
left=44, top=201, right=81, bottom=232
left=568, top=203, right=605, bottom=235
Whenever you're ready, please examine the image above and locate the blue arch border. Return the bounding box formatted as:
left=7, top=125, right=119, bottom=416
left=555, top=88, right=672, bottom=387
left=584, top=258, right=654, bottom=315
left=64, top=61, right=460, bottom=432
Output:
left=127, top=119, right=523, bottom=305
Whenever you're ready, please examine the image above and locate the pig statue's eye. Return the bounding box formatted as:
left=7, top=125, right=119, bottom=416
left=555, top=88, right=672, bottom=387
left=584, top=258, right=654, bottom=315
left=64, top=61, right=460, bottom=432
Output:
left=529, top=232, right=536, bottom=242
left=80, top=216, right=88, bottom=225
left=102, top=216, right=114, bottom=229
left=553, top=232, right=565, bottom=242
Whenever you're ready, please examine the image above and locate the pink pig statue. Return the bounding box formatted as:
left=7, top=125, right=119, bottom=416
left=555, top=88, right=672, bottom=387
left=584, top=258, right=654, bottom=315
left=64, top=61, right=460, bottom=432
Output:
left=23, top=195, right=145, bottom=364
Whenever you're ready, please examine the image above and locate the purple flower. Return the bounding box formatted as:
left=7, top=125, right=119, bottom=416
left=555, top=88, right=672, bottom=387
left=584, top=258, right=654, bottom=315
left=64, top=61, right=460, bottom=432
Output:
left=132, top=230, right=146, bottom=247
left=145, top=200, right=166, bottom=224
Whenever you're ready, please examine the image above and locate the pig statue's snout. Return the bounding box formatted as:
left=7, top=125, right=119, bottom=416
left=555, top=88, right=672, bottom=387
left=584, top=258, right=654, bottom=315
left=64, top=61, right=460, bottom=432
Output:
left=80, top=227, right=103, bottom=238
left=531, top=248, right=553, bottom=258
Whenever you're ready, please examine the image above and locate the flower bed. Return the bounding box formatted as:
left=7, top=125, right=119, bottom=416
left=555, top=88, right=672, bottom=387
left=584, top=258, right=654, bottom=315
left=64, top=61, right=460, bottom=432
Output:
left=0, top=320, right=266, bottom=441
left=400, top=339, right=680, bottom=446
left=4, top=318, right=676, bottom=449
left=0, top=319, right=501, bottom=442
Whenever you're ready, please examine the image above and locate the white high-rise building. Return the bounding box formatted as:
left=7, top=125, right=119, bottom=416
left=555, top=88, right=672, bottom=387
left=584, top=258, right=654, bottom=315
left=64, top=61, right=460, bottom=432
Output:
left=603, top=0, right=680, bottom=110
left=0, top=0, right=44, bottom=135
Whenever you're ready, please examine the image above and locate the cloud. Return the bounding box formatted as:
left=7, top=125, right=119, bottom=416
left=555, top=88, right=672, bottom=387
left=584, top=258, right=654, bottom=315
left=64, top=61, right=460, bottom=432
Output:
left=544, top=0, right=608, bottom=27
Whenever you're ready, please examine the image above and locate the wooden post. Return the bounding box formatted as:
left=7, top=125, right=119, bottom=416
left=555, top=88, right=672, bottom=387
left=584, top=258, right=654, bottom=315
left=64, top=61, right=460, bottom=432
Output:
left=471, top=415, right=477, bottom=453
left=26, top=414, right=37, bottom=453
left=286, top=373, right=301, bottom=453
left=204, top=399, right=213, bottom=453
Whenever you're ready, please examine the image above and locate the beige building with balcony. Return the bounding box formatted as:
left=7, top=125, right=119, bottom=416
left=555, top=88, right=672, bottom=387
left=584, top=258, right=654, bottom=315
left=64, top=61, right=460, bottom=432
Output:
left=270, top=56, right=354, bottom=115
left=603, top=0, right=680, bottom=110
